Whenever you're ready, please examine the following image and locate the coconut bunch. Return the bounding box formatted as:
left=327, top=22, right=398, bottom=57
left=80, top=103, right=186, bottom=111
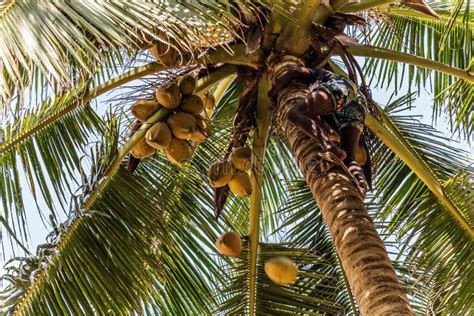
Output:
left=129, top=75, right=213, bottom=165
left=208, top=146, right=253, bottom=197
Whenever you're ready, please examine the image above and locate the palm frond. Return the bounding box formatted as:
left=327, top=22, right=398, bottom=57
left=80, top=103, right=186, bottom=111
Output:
left=354, top=1, right=473, bottom=136
left=1, top=127, right=233, bottom=314
left=216, top=242, right=346, bottom=315
left=369, top=95, right=474, bottom=314
left=0, top=0, right=290, bottom=110
left=1, top=81, right=103, bottom=245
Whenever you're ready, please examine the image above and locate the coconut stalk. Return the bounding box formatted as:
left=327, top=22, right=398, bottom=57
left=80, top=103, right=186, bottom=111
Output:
left=348, top=45, right=474, bottom=83
left=248, top=74, right=272, bottom=315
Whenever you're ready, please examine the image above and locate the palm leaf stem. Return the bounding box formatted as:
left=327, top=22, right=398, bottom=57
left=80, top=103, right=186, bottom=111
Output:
left=365, top=112, right=474, bottom=237
left=248, top=75, right=272, bottom=315
left=12, top=68, right=232, bottom=315
left=205, top=74, right=237, bottom=117
left=276, top=0, right=321, bottom=54
left=348, top=45, right=474, bottom=83
left=212, top=75, right=238, bottom=104
left=382, top=8, right=473, bottom=28
left=342, top=0, right=397, bottom=13
left=314, top=0, right=350, bottom=23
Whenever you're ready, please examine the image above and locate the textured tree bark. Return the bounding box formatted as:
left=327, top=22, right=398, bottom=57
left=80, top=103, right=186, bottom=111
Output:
left=270, top=56, right=414, bottom=315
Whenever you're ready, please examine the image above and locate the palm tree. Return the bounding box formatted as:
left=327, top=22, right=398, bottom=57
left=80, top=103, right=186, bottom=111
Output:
left=1, top=0, right=472, bottom=315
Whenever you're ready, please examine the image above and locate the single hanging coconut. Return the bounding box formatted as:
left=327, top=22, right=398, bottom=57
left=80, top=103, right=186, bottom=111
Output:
left=156, top=82, right=181, bottom=109
left=149, top=33, right=179, bottom=67
left=165, top=138, right=193, bottom=164
left=264, top=256, right=298, bottom=285
left=131, top=99, right=161, bottom=122
left=228, top=146, right=252, bottom=171
left=167, top=112, right=196, bottom=140
left=190, top=115, right=211, bottom=142
left=208, top=161, right=233, bottom=188
left=203, top=92, right=216, bottom=109
left=145, top=122, right=172, bottom=149
left=130, top=137, right=156, bottom=159
left=215, top=231, right=241, bottom=257
left=228, top=172, right=252, bottom=197
left=181, top=95, right=204, bottom=115
left=178, top=75, right=196, bottom=96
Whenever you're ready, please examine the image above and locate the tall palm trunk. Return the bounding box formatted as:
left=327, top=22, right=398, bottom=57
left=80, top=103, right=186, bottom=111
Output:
left=271, top=57, right=414, bottom=315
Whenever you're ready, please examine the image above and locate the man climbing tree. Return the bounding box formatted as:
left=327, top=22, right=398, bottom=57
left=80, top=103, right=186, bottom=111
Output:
left=270, top=65, right=371, bottom=196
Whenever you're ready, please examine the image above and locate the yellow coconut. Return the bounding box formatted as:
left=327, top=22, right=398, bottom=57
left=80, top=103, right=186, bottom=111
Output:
left=229, top=146, right=252, bottom=171
left=355, top=144, right=368, bottom=166
left=156, top=82, right=181, bottom=109
left=167, top=112, right=196, bottom=140
left=215, top=231, right=241, bottom=257
left=208, top=161, right=233, bottom=188
left=264, top=256, right=298, bottom=285
left=165, top=138, right=193, bottom=164
left=149, top=33, right=179, bottom=67
left=145, top=122, right=172, bottom=149
left=190, top=116, right=211, bottom=142
left=181, top=95, right=204, bottom=115
left=178, top=75, right=196, bottom=96
left=130, top=138, right=156, bottom=159
left=131, top=99, right=161, bottom=122
left=203, top=92, right=216, bottom=109
left=228, top=173, right=252, bottom=197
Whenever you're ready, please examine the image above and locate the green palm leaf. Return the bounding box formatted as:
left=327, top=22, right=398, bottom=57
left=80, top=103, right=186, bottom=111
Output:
left=355, top=0, right=473, bottom=135
left=369, top=95, right=473, bottom=314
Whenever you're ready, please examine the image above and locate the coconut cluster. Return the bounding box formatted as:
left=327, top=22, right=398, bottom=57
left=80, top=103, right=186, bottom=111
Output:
left=208, top=146, right=253, bottom=197
left=129, top=75, right=214, bottom=164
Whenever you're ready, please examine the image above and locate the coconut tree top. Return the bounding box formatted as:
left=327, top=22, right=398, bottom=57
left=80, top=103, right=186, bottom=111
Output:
left=1, top=1, right=473, bottom=315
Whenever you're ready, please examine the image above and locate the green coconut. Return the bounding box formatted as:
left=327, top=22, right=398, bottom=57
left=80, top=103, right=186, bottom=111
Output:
left=264, top=256, right=298, bottom=285
left=167, top=112, right=196, bottom=140
left=156, top=82, right=181, bottom=109
left=178, top=75, right=196, bottom=96
left=130, top=137, right=156, bottom=159
left=208, top=161, right=233, bottom=188
left=131, top=99, right=161, bottom=122
left=145, top=122, right=172, bottom=149
left=215, top=232, right=242, bottom=257
left=165, top=138, right=193, bottom=164
left=229, top=146, right=252, bottom=171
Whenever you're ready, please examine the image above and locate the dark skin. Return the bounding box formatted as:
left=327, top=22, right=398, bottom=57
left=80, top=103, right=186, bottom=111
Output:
left=269, top=66, right=368, bottom=194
